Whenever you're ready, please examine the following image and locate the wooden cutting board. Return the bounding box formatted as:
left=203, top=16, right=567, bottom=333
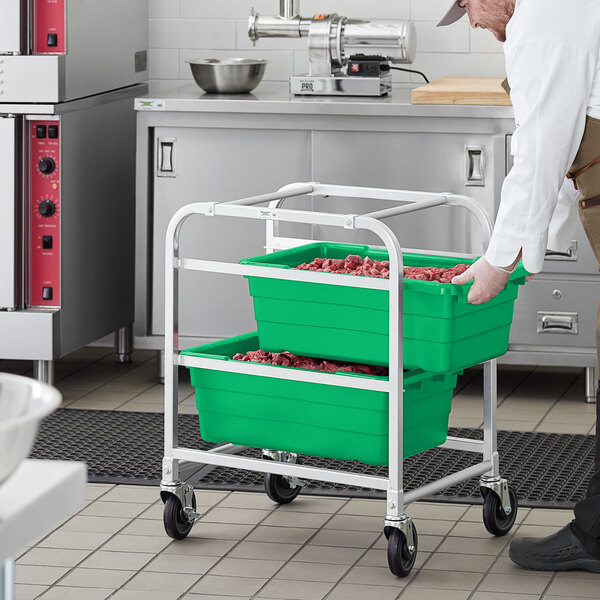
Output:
left=411, top=77, right=512, bottom=106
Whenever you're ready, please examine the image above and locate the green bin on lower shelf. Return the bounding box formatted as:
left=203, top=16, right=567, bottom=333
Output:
left=240, top=243, right=527, bottom=372
left=182, top=332, right=459, bottom=466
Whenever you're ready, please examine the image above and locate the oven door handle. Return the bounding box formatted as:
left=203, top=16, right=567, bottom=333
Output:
left=0, top=0, right=25, bottom=54
left=0, top=116, right=18, bottom=310
left=545, top=240, right=578, bottom=262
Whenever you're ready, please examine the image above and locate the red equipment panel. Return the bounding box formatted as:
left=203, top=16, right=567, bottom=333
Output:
left=29, top=119, right=60, bottom=307
left=33, top=0, right=66, bottom=54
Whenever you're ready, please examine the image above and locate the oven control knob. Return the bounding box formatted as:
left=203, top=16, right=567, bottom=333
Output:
left=39, top=200, right=55, bottom=217
left=39, top=157, right=55, bottom=175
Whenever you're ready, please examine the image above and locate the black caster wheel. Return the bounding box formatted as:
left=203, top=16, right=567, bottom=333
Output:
left=163, top=492, right=196, bottom=540
left=482, top=485, right=518, bottom=536
left=385, top=523, right=418, bottom=577
left=264, top=473, right=302, bottom=504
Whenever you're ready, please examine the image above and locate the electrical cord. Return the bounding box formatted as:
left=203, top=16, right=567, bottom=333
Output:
left=388, top=66, right=430, bottom=83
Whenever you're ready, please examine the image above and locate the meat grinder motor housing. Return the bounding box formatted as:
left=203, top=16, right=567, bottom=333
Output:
left=248, top=1, right=416, bottom=96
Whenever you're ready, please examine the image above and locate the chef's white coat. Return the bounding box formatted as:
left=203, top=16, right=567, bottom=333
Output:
left=485, top=0, right=600, bottom=274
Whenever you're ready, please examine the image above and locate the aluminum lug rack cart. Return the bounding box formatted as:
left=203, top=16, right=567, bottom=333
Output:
left=160, top=183, right=519, bottom=577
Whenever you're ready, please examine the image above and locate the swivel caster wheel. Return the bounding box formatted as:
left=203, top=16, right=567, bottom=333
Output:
left=264, top=473, right=302, bottom=504
left=385, top=522, right=418, bottom=577
left=482, top=485, right=518, bottom=536
left=163, top=492, right=197, bottom=540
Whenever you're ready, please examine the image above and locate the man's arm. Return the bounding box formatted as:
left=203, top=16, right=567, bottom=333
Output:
left=485, top=39, right=595, bottom=275
left=546, top=178, right=580, bottom=254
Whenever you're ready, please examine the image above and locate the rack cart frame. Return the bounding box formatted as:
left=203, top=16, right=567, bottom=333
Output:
left=160, top=182, right=518, bottom=577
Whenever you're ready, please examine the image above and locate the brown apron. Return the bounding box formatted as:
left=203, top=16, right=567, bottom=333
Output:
left=569, top=116, right=600, bottom=555
left=568, top=115, right=600, bottom=372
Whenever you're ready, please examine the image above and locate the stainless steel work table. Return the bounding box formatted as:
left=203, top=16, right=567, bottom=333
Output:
left=134, top=82, right=597, bottom=401
left=135, top=81, right=514, bottom=119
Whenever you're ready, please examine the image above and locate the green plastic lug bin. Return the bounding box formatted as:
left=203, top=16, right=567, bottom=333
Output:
left=240, top=243, right=527, bottom=372
left=182, top=332, right=459, bottom=466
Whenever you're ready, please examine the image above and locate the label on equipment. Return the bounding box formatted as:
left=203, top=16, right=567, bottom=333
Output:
left=135, top=99, right=166, bottom=111
left=258, top=209, right=277, bottom=220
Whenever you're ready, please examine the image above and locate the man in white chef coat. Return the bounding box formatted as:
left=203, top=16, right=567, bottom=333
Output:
left=439, top=0, right=600, bottom=573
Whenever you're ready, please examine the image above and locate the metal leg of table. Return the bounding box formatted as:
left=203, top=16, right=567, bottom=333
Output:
left=114, top=324, right=133, bottom=364
left=33, top=360, right=54, bottom=385
left=157, top=350, right=165, bottom=384
left=1, top=558, right=15, bottom=600
left=585, top=367, right=597, bottom=404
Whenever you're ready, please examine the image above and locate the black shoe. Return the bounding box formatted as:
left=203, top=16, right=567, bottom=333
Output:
left=509, top=523, right=600, bottom=572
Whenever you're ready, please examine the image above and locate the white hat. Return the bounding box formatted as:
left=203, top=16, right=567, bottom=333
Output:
left=437, top=2, right=467, bottom=27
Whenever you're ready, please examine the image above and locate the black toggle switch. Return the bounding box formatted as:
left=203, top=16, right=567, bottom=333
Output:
left=48, top=125, right=59, bottom=139
left=47, top=33, right=58, bottom=47
left=42, top=235, right=53, bottom=249
left=36, top=125, right=47, bottom=138
left=42, top=286, right=53, bottom=301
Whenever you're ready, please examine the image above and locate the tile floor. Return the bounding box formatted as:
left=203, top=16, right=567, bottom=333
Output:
left=1, top=348, right=598, bottom=600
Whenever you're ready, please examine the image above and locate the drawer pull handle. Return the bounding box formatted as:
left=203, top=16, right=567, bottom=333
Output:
left=157, top=137, right=176, bottom=178
left=465, top=145, right=485, bottom=187
left=537, top=311, right=578, bottom=334
left=545, top=240, right=577, bottom=261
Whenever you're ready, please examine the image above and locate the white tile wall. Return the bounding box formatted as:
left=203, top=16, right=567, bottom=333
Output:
left=148, top=0, right=506, bottom=85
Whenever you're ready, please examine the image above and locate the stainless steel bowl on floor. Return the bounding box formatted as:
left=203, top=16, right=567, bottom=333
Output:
left=187, top=58, right=268, bottom=94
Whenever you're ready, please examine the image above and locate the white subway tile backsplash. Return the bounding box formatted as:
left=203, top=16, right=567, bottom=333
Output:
left=148, top=0, right=508, bottom=86
left=149, top=19, right=236, bottom=50
left=414, top=20, right=469, bottom=53
left=181, top=1, right=409, bottom=21
left=470, top=28, right=505, bottom=54
left=149, top=0, right=180, bottom=19
left=387, top=67, right=412, bottom=84
left=411, top=0, right=454, bottom=22
left=410, top=52, right=507, bottom=82
left=148, top=49, right=180, bottom=79
left=181, top=0, right=273, bottom=20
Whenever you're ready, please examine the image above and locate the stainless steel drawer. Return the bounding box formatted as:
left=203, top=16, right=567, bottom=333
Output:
left=510, top=279, right=598, bottom=348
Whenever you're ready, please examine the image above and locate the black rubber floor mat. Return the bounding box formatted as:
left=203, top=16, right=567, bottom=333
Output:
left=30, top=409, right=595, bottom=509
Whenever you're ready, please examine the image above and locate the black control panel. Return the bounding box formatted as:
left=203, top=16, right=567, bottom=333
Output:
left=347, top=54, right=390, bottom=78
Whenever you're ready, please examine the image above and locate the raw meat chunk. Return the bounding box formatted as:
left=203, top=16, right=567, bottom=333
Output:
left=232, top=349, right=388, bottom=376
left=296, top=254, right=469, bottom=282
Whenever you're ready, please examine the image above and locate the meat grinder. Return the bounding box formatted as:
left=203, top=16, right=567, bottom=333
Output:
left=248, top=0, right=417, bottom=96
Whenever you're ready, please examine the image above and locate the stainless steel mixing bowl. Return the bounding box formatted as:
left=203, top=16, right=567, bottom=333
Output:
left=0, top=373, right=61, bottom=486
left=187, top=58, right=268, bottom=94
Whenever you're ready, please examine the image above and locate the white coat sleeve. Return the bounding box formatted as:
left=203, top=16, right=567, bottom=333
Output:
left=546, top=178, right=580, bottom=254
left=485, top=40, right=595, bottom=274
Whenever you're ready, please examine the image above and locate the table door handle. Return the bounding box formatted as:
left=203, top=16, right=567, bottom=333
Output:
left=545, top=240, right=578, bottom=262
left=537, top=312, right=578, bottom=334
left=157, top=137, right=176, bottom=177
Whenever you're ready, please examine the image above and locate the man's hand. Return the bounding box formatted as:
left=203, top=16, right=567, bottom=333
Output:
left=451, top=257, right=512, bottom=305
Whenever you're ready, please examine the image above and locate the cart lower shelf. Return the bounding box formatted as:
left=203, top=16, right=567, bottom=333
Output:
left=182, top=332, right=459, bottom=465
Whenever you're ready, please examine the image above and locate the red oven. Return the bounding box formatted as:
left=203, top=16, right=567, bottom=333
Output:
left=0, top=0, right=148, bottom=382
